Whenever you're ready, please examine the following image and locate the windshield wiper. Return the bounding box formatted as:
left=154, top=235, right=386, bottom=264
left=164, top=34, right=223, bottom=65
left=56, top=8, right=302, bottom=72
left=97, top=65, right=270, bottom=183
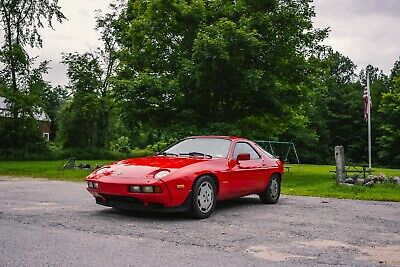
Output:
left=157, top=152, right=179, bottom=157
left=179, top=152, right=213, bottom=159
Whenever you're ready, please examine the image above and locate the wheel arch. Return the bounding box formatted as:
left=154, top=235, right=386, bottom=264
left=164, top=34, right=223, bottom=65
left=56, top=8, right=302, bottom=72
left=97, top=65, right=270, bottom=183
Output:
left=271, top=172, right=282, bottom=181
left=193, top=173, right=220, bottom=195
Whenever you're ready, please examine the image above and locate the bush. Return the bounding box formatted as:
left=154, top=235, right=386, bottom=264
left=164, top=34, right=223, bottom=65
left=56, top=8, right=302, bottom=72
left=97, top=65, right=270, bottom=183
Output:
left=110, top=136, right=131, bottom=154
left=0, top=147, right=54, bottom=161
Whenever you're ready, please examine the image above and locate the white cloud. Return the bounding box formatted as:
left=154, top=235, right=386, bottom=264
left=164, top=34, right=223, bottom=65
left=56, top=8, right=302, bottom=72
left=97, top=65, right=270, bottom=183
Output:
left=27, top=0, right=111, bottom=86
left=2, top=0, right=400, bottom=86
left=313, top=0, right=400, bottom=75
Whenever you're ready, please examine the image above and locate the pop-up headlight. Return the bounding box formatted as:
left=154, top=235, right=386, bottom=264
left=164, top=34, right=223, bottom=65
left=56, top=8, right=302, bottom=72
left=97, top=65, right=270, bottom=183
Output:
left=154, top=170, right=170, bottom=180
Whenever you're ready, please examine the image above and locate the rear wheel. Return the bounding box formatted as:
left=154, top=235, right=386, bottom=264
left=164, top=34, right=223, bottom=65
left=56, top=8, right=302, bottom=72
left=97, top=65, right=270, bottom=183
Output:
left=259, top=174, right=281, bottom=204
left=190, top=175, right=217, bottom=219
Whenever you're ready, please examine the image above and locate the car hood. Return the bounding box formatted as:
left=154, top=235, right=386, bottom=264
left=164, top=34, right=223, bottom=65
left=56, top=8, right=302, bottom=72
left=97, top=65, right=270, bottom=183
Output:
left=94, top=156, right=208, bottom=179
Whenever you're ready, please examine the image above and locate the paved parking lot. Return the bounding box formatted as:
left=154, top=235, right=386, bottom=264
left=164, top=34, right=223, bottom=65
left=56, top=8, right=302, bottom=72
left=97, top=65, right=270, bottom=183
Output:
left=1, top=178, right=399, bottom=266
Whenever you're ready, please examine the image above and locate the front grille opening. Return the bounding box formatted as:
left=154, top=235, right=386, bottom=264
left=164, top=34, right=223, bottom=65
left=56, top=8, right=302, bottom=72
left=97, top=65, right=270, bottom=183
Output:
left=148, top=203, right=164, bottom=209
left=99, top=194, right=144, bottom=205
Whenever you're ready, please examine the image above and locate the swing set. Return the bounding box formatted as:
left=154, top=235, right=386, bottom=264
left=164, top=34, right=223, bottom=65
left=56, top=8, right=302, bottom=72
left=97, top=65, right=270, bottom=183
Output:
left=255, top=140, right=300, bottom=164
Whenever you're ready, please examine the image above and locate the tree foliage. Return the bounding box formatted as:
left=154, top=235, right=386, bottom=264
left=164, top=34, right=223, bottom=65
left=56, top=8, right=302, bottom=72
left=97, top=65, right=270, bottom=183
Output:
left=0, top=0, right=65, bottom=150
left=113, top=0, right=328, bottom=150
left=377, top=58, right=400, bottom=166
left=1, top=0, right=400, bottom=167
left=57, top=53, right=105, bottom=148
left=56, top=3, right=124, bottom=150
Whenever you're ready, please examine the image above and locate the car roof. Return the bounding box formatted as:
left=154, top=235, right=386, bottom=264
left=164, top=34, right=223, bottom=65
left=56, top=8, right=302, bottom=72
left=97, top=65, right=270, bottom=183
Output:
left=186, top=136, right=249, bottom=142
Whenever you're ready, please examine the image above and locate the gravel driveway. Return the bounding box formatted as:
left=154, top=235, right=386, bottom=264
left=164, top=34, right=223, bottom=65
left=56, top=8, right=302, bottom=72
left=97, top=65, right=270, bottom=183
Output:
left=1, top=178, right=399, bottom=267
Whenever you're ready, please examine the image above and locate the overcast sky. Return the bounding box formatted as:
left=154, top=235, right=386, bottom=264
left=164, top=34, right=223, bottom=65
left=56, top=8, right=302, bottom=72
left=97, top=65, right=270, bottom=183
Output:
left=19, top=0, right=400, bottom=86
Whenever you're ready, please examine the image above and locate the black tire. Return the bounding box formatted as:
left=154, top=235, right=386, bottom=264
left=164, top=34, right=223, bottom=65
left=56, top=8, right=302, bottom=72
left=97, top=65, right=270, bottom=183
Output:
left=259, top=174, right=281, bottom=204
left=190, top=175, right=217, bottom=219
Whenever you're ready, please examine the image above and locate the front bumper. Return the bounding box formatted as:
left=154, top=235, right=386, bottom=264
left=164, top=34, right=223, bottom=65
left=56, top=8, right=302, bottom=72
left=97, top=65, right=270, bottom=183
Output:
left=93, top=192, right=192, bottom=213
left=86, top=177, right=192, bottom=212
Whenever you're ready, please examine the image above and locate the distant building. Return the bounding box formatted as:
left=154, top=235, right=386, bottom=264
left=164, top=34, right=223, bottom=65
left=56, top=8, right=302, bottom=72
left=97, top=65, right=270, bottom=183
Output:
left=0, top=96, right=51, bottom=141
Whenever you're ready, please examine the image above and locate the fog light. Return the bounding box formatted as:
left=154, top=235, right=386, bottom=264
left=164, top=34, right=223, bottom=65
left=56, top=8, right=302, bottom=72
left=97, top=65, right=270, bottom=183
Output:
left=93, top=182, right=99, bottom=189
left=142, top=186, right=154, bottom=193
left=88, top=182, right=93, bottom=188
left=129, top=185, right=141, bottom=193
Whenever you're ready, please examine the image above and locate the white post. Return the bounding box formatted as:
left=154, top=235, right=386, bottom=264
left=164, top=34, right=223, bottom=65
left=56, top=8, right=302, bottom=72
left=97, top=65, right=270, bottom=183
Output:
left=367, top=72, right=372, bottom=172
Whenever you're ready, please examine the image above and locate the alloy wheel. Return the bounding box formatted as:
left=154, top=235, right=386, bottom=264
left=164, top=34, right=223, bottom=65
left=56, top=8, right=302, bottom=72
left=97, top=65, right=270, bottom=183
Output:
left=196, top=181, right=214, bottom=213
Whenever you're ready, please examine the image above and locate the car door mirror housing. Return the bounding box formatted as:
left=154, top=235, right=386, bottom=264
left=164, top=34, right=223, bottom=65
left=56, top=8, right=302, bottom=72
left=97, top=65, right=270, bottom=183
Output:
left=236, top=153, right=251, bottom=162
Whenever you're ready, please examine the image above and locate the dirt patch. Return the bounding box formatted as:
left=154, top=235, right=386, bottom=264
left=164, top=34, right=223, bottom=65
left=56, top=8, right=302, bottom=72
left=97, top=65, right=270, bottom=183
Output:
left=246, top=246, right=306, bottom=262
left=296, top=239, right=354, bottom=249
left=358, top=245, right=400, bottom=267
left=296, top=239, right=400, bottom=266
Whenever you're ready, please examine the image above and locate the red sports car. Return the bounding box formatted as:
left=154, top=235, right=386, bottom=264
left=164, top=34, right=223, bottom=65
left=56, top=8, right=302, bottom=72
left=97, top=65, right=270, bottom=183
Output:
left=86, top=136, right=284, bottom=219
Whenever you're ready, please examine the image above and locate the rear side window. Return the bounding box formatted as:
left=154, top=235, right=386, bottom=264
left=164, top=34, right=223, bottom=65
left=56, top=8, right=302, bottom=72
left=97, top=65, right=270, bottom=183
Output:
left=254, top=144, right=276, bottom=159
left=233, top=142, right=261, bottom=160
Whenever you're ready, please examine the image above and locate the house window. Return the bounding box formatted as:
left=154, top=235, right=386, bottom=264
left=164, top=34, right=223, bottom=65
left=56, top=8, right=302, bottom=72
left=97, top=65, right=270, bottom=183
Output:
left=43, top=133, right=50, bottom=141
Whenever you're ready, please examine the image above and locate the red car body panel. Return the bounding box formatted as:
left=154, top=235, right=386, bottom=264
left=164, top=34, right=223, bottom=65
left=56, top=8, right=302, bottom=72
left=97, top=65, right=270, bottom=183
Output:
left=86, top=136, right=284, bottom=211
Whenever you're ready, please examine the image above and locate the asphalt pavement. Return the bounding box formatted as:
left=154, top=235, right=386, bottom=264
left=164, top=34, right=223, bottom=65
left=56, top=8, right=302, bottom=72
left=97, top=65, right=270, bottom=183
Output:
left=1, top=177, right=399, bottom=267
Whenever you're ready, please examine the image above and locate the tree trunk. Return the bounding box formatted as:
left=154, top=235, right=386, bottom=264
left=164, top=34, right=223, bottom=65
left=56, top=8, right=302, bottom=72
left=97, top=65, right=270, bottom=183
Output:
left=4, top=9, right=20, bottom=149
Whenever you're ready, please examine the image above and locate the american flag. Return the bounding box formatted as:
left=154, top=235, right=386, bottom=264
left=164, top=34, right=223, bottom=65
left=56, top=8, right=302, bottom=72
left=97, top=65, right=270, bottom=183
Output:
left=363, top=86, right=371, bottom=122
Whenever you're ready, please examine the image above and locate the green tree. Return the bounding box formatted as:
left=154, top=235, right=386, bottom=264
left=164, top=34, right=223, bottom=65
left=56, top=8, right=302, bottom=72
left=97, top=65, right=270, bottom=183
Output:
left=377, top=58, right=400, bottom=167
left=0, top=60, right=54, bottom=156
left=114, top=0, right=328, bottom=147
left=297, top=50, right=367, bottom=164
left=94, top=2, right=125, bottom=146
left=323, top=51, right=365, bottom=162
left=58, top=3, right=125, bottom=150
left=58, top=53, right=104, bottom=149
left=358, top=65, right=390, bottom=165
left=0, top=0, right=65, bottom=149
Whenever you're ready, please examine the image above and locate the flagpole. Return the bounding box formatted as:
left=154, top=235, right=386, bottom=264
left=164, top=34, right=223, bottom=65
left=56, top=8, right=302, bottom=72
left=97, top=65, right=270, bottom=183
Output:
left=367, top=72, right=372, bottom=172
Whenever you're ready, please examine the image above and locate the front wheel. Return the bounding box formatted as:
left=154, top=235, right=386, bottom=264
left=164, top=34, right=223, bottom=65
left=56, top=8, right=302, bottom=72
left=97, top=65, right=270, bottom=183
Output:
left=259, top=174, right=281, bottom=204
left=190, top=175, right=217, bottom=219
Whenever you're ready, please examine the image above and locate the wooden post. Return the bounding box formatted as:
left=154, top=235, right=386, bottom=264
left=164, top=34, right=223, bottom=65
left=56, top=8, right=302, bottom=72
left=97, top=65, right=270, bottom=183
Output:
left=335, top=146, right=346, bottom=184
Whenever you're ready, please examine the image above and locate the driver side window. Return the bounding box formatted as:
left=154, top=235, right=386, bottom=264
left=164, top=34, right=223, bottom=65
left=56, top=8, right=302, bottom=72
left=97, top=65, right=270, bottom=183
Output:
left=233, top=142, right=261, bottom=160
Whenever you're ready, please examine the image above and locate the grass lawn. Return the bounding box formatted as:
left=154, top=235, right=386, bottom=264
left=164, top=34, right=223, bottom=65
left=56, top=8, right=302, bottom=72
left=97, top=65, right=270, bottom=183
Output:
left=0, top=160, right=113, bottom=182
left=0, top=161, right=399, bottom=201
left=283, top=165, right=400, bottom=202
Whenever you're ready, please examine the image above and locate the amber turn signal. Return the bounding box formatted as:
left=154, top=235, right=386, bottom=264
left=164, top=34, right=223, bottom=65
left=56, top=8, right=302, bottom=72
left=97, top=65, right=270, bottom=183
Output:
left=153, top=186, right=162, bottom=193
left=176, top=184, right=185, bottom=189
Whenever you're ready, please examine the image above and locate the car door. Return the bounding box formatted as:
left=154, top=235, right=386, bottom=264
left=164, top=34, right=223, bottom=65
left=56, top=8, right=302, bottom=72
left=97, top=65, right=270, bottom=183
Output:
left=229, top=142, right=265, bottom=195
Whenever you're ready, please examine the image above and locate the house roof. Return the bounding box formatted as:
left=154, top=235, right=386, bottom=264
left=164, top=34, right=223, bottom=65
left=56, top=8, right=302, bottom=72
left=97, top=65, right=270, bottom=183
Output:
left=0, top=96, right=51, bottom=122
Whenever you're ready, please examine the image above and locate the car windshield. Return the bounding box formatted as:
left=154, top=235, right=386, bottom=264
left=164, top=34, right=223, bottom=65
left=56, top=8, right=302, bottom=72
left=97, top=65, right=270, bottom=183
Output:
left=162, top=138, right=232, bottom=158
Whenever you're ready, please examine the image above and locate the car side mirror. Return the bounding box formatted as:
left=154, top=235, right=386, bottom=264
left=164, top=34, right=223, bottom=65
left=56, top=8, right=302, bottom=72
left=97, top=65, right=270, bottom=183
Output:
left=236, top=153, right=250, bottom=162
